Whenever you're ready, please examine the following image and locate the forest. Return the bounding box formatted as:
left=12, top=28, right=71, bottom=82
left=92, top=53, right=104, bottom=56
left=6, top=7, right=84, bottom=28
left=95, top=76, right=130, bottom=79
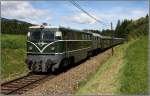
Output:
left=1, top=14, right=149, bottom=38
left=85, top=14, right=149, bottom=39
left=1, top=18, right=33, bottom=35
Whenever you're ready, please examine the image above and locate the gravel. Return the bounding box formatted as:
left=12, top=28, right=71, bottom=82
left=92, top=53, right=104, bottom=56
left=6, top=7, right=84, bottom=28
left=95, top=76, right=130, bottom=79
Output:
left=24, top=49, right=112, bottom=96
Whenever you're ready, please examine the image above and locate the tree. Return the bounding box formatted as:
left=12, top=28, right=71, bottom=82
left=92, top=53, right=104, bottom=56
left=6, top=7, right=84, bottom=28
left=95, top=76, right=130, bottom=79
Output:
left=115, top=20, right=121, bottom=37
left=1, top=18, right=33, bottom=35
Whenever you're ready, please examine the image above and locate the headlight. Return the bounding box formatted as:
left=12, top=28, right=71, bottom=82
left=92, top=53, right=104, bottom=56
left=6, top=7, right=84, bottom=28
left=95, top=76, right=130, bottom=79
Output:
left=50, top=46, right=55, bottom=51
left=29, top=46, right=33, bottom=50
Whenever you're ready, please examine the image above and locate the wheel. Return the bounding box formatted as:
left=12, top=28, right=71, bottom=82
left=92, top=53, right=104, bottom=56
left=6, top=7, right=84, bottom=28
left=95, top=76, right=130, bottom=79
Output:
left=51, top=66, right=55, bottom=72
left=50, top=65, right=59, bottom=74
left=60, top=58, right=70, bottom=72
left=87, top=51, right=92, bottom=58
left=61, top=59, right=69, bottom=68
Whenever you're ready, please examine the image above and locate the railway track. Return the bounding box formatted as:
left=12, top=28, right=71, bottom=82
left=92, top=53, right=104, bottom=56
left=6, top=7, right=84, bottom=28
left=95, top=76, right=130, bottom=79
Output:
left=1, top=72, right=55, bottom=95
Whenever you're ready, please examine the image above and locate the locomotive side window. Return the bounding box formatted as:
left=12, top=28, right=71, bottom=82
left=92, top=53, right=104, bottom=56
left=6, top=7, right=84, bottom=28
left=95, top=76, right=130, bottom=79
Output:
left=55, top=31, right=62, bottom=40
left=68, top=32, right=74, bottom=40
left=62, top=32, right=67, bottom=40
left=62, top=31, right=77, bottom=40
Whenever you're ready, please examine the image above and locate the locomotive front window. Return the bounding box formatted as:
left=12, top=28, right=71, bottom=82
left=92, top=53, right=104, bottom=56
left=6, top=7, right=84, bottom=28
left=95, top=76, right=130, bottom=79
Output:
left=29, top=28, right=55, bottom=41
left=29, top=28, right=42, bottom=41
left=42, top=29, right=54, bottom=41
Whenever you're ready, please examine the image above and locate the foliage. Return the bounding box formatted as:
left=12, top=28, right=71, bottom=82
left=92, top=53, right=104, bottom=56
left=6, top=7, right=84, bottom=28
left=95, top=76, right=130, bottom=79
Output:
left=84, top=15, right=149, bottom=39
left=115, top=19, right=132, bottom=38
left=1, top=35, right=29, bottom=80
left=76, top=37, right=132, bottom=94
left=115, top=15, right=149, bottom=39
left=1, top=18, right=33, bottom=35
left=75, top=36, right=148, bottom=95
left=101, top=29, right=114, bottom=36
left=1, top=35, right=26, bottom=49
left=120, top=37, right=148, bottom=94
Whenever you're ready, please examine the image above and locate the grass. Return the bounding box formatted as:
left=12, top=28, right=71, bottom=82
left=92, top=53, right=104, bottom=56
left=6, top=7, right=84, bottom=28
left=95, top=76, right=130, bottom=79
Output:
left=1, top=34, right=29, bottom=81
left=1, top=34, right=26, bottom=49
left=76, top=40, right=132, bottom=95
left=75, top=36, right=148, bottom=95
left=119, top=36, right=148, bottom=94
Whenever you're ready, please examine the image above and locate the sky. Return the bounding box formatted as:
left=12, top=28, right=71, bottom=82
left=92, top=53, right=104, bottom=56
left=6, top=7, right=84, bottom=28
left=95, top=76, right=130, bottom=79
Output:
left=1, top=0, right=149, bottom=30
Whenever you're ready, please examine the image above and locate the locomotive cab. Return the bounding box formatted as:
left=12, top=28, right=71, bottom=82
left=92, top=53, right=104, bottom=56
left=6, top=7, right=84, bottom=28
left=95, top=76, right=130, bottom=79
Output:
left=26, top=25, right=64, bottom=72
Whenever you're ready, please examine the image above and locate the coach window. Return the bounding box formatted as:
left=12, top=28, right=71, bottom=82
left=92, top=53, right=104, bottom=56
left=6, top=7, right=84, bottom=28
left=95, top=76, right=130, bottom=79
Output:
left=84, top=34, right=86, bottom=40
left=87, top=35, right=89, bottom=40
left=86, top=34, right=88, bottom=40
left=90, top=35, right=92, bottom=40
left=88, top=35, right=91, bottom=40
left=83, top=34, right=85, bottom=40
left=82, top=34, right=84, bottom=40
left=78, top=33, right=82, bottom=40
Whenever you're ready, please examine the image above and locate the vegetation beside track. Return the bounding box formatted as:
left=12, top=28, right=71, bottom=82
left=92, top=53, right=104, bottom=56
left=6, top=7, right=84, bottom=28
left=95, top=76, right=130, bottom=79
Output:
left=76, top=36, right=148, bottom=95
left=119, top=36, right=148, bottom=94
left=1, top=34, right=29, bottom=81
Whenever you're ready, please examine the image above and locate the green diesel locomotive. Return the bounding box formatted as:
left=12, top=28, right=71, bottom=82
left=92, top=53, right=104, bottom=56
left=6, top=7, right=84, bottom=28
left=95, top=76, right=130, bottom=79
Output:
left=26, top=25, right=123, bottom=73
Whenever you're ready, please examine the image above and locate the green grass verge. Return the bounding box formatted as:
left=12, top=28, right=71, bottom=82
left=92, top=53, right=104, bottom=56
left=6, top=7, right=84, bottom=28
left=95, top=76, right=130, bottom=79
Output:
left=75, top=36, right=148, bottom=95
left=119, top=36, right=148, bottom=94
left=1, top=34, right=26, bottom=49
left=75, top=41, right=132, bottom=95
left=76, top=55, right=116, bottom=95
left=1, top=34, right=29, bottom=81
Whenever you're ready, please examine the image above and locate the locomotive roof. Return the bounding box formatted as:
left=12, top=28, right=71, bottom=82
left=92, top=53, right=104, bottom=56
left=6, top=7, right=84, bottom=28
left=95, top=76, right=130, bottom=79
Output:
left=29, top=25, right=58, bottom=29
left=29, top=25, right=91, bottom=34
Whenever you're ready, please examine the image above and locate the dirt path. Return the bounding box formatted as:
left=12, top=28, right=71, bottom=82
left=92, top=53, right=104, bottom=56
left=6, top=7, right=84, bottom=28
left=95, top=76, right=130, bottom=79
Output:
left=24, top=49, right=112, bottom=96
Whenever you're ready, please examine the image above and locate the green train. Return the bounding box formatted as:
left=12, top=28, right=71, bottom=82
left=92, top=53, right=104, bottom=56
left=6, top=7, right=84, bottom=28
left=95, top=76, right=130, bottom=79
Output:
left=26, top=25, right=124, bottom=73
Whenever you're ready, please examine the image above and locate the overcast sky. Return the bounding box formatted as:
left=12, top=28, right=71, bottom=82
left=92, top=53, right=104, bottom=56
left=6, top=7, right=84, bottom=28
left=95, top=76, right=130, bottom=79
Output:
left=1, top=0, right=149, bottom=30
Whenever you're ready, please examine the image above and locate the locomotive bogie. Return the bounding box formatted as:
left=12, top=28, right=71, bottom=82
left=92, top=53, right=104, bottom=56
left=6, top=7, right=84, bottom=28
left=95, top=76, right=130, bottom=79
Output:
left=26, top=54, right=64, bottom=72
